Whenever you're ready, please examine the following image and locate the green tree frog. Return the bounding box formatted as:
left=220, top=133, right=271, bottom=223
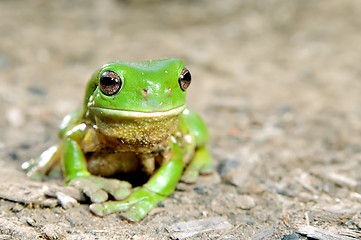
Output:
left=22, top=58, right=212, bottom=222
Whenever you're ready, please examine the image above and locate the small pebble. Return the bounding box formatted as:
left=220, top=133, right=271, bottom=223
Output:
left=26, top=218, right=37, bottom=227
left=194, top=186, right=206, bottom=195
left=8, top=151, right=18, bottom=160
left=166, top=217, right=233, bottom=240
left=281, top=232, right=302, bottom=240
left=20, top=142, right=32, bottom=149
left=40, top=198, right=58, bottom=208
left=10, top=203, right=24, bottom=213
left=27, top=86, right=47, bottom=96
left=44, top=186, right=86, bottom=202
left=235, top=195, right=256, bottom=210
left=157, top=202, right=165, bottom=208
left=6, top=108, right=25, bottom=127
left=217, top=149, right=260, bottom=188
left=56, top=192, right=79, bottom=209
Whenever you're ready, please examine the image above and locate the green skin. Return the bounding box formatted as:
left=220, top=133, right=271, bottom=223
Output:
left=23, top=58, right=211, bottom=222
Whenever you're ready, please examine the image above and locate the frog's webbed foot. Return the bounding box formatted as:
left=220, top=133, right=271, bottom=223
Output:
left=21, top=145, right=62, bottom=180
left=89, top=187, right=165, bottom=222
left=181, top=147, right=212, bottom=184
left=68, top=175, right=132, bottom=203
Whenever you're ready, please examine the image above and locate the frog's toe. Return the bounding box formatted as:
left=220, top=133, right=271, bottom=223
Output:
left=181, top=166, right=213, bottom=184
left=21, top=159, right=45, bottom=180
left=21, top=159, right=35, bottom=172
left=69, top=177, right=108, bottom=203
left=99, top=178, right=132, bottom=201
left=89, top=202, right=108, bottom=217
left=113, top=187, right=132, bottom=201
left=86, top=176, right=132, bottom=201
left=122, top=205, right=149, bottom=222
left=90, top=200, right=130, bottom=217
left=120, top=188, right=165, bottom=222
left=180, top=170, right=198, bottom=184
left=199, top=163, right=213, bottom=175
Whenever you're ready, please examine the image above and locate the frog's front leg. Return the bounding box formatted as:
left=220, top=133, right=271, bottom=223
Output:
left=22, top=144, right=62, bottom=180
left=90, top=142, right=183, bottom=222
left=63, top=137, right=132, bottom=203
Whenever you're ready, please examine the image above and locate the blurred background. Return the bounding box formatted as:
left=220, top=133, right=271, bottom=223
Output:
left=1, top=0, right=361, bottom=238
left=1, top=0, right=360, bottom=155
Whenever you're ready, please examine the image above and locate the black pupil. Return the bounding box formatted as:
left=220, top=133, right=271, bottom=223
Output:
left=101, top=76, right=116, bottom=86
left=182, top=72, right=191, bottom=82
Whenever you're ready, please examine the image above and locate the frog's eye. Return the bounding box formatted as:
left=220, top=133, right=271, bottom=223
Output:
left=99, top=71, right=122, bottom=96
left=178, top=67, right=191, bottom=91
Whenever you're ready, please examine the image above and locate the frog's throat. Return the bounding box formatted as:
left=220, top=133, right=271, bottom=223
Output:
left=86, top=105, right=185, bottom=152
left=88, top=105, right=186, bottom=119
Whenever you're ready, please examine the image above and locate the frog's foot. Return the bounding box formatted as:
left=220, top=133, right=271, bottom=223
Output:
left=21, top=158, right=43, bottom=180
left=181, top=147, right=212, bottom=184
left=90, top=187, right=165, bottom=222
left=68, top=175, right=132, bottom=203
left=21, top=145, right=61, bottom=180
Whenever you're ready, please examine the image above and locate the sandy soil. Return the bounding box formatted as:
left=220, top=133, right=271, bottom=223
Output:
left=1, top=0, right=361, bottom=239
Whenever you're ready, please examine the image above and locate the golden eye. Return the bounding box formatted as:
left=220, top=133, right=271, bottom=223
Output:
left=178, top=67, right=191, bottom=91
left=99, top=71, right=122, bottom=96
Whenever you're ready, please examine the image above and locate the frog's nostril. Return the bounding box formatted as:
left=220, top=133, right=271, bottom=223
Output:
left=142, top=88, right=149, bottom=98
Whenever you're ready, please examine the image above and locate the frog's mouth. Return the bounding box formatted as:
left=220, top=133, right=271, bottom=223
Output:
left=86, top=105, right=185, bottom=151
left=88, top=105, right=186, bottom=120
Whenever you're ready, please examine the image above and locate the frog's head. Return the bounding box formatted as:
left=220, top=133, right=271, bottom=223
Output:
left=84, top=58, right=191, bottom=150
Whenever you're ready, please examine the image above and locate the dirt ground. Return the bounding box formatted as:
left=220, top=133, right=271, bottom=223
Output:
left=1, top=0, right=361, bottom=239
